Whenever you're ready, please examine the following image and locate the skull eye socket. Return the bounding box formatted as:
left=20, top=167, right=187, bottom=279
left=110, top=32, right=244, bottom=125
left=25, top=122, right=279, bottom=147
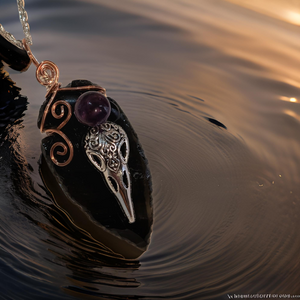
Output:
left=119, top=138, right=129, bottom=163
left=108, top=176, right=119, bottom=193
left=87, top=151, right=106, bottom=172
left=122, top=170, right=129, bottom=189
left=121, top=143, right=126, bottom=158
left=92, top=154, right=102, bottom=168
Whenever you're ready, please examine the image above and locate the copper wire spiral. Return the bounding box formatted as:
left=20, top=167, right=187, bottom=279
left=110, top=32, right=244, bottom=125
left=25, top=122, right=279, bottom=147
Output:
left=46, top=100, right=73, bottom=167
left=36, top=60, right=59, bottom=91
left=48, top=130, right=74, bottom=167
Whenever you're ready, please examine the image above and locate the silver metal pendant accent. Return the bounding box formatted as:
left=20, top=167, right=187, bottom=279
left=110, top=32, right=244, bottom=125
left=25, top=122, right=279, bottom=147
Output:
left=84, top=122, right=135, bottom=223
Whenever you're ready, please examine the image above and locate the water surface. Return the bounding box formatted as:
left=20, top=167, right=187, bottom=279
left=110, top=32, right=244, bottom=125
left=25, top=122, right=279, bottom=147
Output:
left=0, top=0, right=300, bottom=299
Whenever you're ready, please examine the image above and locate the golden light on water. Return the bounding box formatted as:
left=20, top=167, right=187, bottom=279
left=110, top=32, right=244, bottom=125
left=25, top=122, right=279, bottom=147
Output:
left=227, top=0, right=300, bottom=26
left=280, top=96, right=298, bottom=103
left=286, top=11, right=300, bottom=26
left=284, top=110, right=300, bottom=122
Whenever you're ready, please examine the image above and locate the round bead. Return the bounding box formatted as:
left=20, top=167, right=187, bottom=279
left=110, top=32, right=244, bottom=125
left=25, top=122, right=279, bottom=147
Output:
left=74, top=91, right=111, bottom=127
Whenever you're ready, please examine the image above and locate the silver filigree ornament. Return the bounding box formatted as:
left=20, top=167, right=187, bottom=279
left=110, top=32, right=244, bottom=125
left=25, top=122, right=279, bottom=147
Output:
left=85, top=122, right=135, bottom=223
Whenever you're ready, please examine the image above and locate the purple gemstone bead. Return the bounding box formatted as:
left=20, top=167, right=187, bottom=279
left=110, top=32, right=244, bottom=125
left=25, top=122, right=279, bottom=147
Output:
left=74, top=91, right=111, bottom=127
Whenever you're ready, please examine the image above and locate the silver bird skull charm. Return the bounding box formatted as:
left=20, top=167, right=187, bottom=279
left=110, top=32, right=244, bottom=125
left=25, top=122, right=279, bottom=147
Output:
left=85, top=122, right=135, bottom=223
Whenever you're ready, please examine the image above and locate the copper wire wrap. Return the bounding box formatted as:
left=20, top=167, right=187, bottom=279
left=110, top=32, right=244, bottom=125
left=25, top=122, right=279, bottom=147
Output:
left=23, top=39, right=60, bottom=95
left=48, top=131, right=73, bottom=167
left=23, top=39, right=106, bottom=167
left=36, top=60, right=59, bottom=91
left=39, top=85, right=106, bottom=167
left=38, top=84, right=73, bottom=167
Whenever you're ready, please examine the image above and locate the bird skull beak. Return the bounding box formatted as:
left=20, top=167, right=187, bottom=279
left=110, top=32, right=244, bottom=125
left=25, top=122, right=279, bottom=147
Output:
left=85, top=122, right=135, bottom=223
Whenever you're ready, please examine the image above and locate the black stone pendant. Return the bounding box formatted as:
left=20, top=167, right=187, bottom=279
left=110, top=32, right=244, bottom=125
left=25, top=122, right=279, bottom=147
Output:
left=38, top=80, right=153, bottom=259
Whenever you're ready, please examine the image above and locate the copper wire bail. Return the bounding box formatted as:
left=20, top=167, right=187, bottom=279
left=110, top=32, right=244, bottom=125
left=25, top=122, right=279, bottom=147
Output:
left=22, top=38, right=60, bottom=96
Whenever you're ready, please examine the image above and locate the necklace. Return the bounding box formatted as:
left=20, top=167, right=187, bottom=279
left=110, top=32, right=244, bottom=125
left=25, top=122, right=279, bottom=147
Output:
left=0, top=0, right=153, bottom=258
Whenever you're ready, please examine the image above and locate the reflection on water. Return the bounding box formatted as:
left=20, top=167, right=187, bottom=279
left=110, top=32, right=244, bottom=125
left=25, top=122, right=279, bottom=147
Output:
left=227, top=0, right=300, bottom=26
left=0, top=0, right=300, bottom=299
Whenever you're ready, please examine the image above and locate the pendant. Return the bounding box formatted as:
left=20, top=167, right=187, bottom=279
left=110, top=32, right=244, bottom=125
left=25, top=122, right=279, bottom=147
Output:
left=22, top=42, right=153, bottom=259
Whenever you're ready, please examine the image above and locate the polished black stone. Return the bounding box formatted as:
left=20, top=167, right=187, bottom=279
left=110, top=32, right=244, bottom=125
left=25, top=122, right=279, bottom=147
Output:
left=0, top=35, right=31, bottom=72
left=38, top=80, right=153, bottom=259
